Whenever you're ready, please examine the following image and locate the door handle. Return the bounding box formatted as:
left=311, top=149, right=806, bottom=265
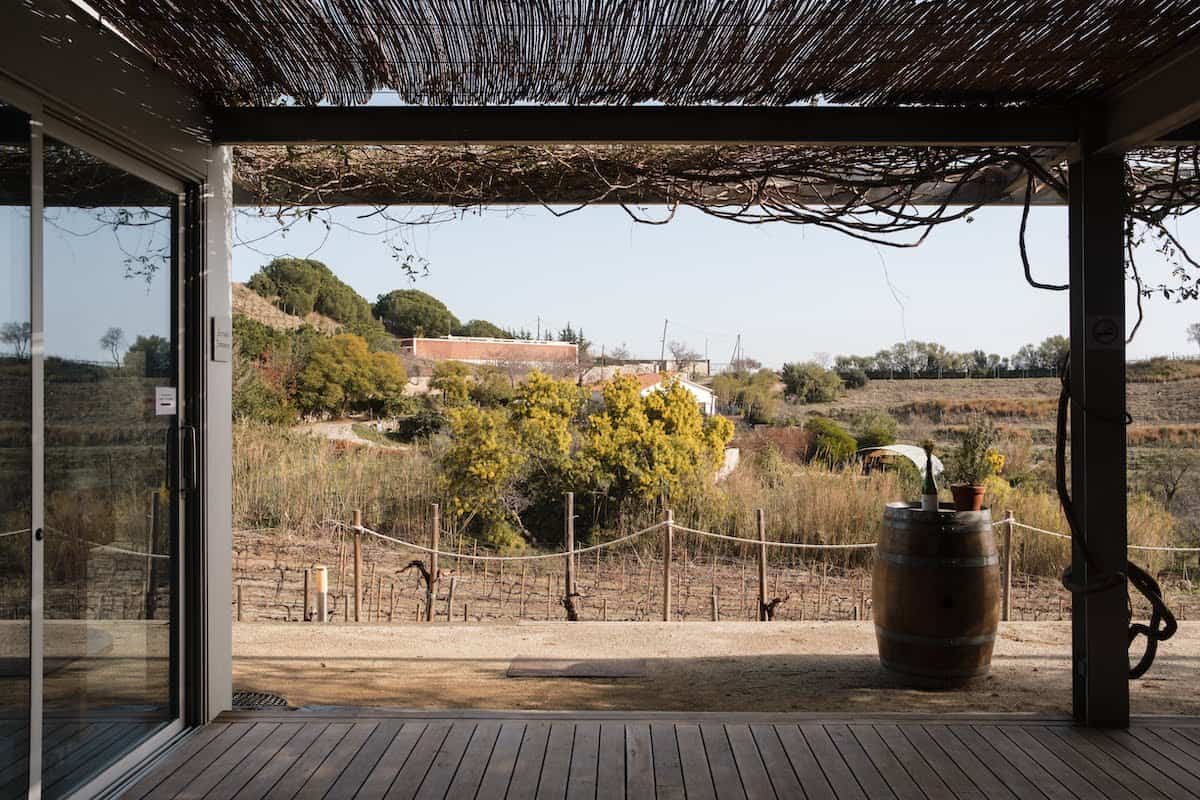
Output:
left=180, top=424, right=198, bottom=492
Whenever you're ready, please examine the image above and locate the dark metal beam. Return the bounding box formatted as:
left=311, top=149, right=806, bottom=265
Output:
left=211, top=105, right=1078, bottom=146
left=1092, top=34, right=1200, bottom=154
left=1068, top=153, right=1129, bottom=728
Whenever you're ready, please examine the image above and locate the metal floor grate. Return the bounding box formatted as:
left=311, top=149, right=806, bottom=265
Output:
left=232, top=690, right=290, bottom=710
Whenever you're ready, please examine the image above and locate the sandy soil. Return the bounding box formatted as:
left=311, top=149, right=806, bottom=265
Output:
left=233, top=620, right=1200, bottom=716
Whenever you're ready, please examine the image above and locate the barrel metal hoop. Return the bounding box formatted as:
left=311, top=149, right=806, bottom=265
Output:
left=875, top=551, right=999, bottom=568
left=874, top=624, right=997, bottom=648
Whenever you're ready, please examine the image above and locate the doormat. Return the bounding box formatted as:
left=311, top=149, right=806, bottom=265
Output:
left=232, top=690, right=290, bottom=709
left=506, top=658, right=648, bottom=678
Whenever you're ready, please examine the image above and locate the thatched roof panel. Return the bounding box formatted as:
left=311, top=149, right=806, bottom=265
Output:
left=85, top=1, right=1200, bottom=107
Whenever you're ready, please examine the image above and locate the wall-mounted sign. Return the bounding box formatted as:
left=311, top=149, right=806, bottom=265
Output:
left=212, top=316, right=232, bottom=363
left=155, top=386, right=178, bottom=416
left=1087, top=315, right=1122, bottom=350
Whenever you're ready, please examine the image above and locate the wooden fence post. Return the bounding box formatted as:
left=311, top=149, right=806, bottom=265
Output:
left=712, top=587, right=720, bottom=621
left=388, top=581, right=395, bottom=622
left=236, top=584, right=243, bottom=622
left=565, top=492, right=576, bottom=599
left=427, top=503, right=440, bottom=623
left=757, top=509, right=768, bottom=622
left=303, top=567, right=310, bottom=622
left=546, top=575, right=553, bottom=620
left=353, top=509, right=363, bottom=622
left=663, top=508, right=674, bottom=621
left=1002, top=509, right=1014, bottom=622
left=446, top=575, right=457, bottom=622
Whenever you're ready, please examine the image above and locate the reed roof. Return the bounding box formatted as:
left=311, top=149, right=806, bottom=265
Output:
left=87, top=1, right=1200, bottom=107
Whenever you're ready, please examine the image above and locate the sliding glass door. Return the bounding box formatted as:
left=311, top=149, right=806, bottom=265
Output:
left=0, top=101, right=33, bottom=800
left=0, top=99, right=188, bottom=799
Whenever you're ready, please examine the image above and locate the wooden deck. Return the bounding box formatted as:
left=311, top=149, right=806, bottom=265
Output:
left=118, top=711, right=1200, bottom=799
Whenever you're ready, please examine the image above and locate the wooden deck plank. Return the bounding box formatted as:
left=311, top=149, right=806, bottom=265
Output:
left=412, top=721, right=476, bottom=800
left=174, top=722, right=279, bottom=800
left=536, top=722, right=576, bottom=800
left=202, top=722, right=304, bottom=800
left=104, top=714, right=1200, bottom=800
left=675, top=724, right=716, bottom=800
left=505, top=721, right=551, bottom=799
left=922, top=724, right=1018, bottom=800
left=383, top=722, right=454, bottom=800
left=1099, top=728, right=1200, bottom=798
left=1000, top=726, right=1120, bottom=800
left=725, top=724, right=775, bottom=800
left=1032, top=726, right=1169, bottom=800
left=749, top=724, right=804, bottom=800
left=474, top=722, right=525, bottom=799
left=445, top=721, right=502, bottom=800
left=565, top=721, right=600, bottom=800
left=798, top=723, right=866, bottom=800
left=1066, top=727, right=1192, bottom=800
left=650, top=723, right=686, bottom=800
left=773, top=724, right=835, bottom=799
left=595, top=723, right=626, bottom=800
left=229, top=722, right=330, bottom=800
left=264, top=722, right=354, bottom=800
left=46, top=723, right=148, bottom=798
left=825, top=724, right=895, bottom=800
left=972, top=724, right=1078, bottom=800
left=625, top=723, right=655, bottom=800
left=699, top=723, right=746, bottom=800
left=294, top=722, right=377, bottom=800
left=848, top=725, right=927, bottom=800
left=868, top=724, right=955, bottom=800
left=131, top=723, right=248, bottom=800
left=322, top=720, right=405, bottom=800
left=1129, top=727, right=1200, bottom=781
left=946, top=725, right=1049, bottom=800
left=351, top=722, right=428, bottom=799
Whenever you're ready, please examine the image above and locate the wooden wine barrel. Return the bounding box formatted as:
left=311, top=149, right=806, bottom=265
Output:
left=872, top=502, right=1000, bottom=684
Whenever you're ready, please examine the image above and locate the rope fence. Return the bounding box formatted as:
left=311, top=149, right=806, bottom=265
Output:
left=230, top=500, right=1200, bottom=625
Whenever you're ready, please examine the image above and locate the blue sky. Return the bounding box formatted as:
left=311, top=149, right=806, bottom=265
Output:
left=231, top=204, right=1200, bottom=369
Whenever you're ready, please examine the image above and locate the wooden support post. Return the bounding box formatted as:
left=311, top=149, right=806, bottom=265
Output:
left=547, top=574, right=553, bottom=620
left=1068, top=151, right=1129, bottom=728
left=303, top=567, right=311, bottom=623
left=602, top=597, right=608, bottom=621
left=388, top=581, right=395, bottom=622
left=565, top=492, right=576, bottom=598
left=375, top=574, right=383, bottom=622
left=519, top=564, right=527, bottom=618
left=236, top=584, right=242, bottom=622
left=353, top=509, right=363, bottom=623
left=712, top=587, right=720, bottom=621
left=1002, top=510, right=1014, bottom=622
left=757, top=509, right=768, bottom=622
left=427, top=503, right=439, bottom=623
left=446, top=575, right=457, bottom=622
left=663, top=509, right=674, bottom=621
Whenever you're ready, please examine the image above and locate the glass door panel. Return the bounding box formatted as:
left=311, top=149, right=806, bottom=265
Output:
left=0, top=103, right=31, bottom=800
left=41, top=137, right=178, bottom=799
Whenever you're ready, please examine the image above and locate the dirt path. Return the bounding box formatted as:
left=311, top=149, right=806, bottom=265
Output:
left=233, top=620, right=1200, bottom=715
left=298, top=420, right=404, bottom=451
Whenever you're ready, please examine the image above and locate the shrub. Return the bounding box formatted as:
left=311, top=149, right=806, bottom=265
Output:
left=803, top=417, right=856, bottom=466
left=839, top=367, right=869, bottom=389
left=946, top=415, right=1001, bottom=485
left=852, top=410, right=899, bottom=449
left=781, top=361, right=843, bottom=403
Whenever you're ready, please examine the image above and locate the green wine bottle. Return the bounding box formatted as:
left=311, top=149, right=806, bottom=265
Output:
left=921, top=442, right=938, bottom=511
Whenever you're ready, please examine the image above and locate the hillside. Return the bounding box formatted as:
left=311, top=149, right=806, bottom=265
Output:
left=232, top=282, right=340, bottom=335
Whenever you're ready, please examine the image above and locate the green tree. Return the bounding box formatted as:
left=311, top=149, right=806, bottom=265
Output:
left=294, top=333, right=406, bottom=416
left=469, top=365, right=515, bottom=407
left=431, top=361, right=471, bottom=405
left=374, top=289, right=459, bottom=337
left=781, top=361, right=842, bottom=403
left=852, top=410, right=898, bottom=449
left=454, top=319, right=511, bottom=339
left=124, top=334, right=173, bottom=377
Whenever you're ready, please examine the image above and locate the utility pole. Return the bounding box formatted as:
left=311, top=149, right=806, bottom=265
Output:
left=536, top=316, right=541, bottom=340
left=659, top=318, right=669, bottom=369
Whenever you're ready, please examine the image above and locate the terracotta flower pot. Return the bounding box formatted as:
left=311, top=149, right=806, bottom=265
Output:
left=950, top=483, right=986, bottom=512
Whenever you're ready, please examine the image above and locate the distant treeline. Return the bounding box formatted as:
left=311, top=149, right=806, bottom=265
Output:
left=832, top=336, right=1069, bottom=380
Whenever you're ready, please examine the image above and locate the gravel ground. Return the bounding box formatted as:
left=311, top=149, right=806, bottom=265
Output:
left=233, top=620, right=1200, bottom=715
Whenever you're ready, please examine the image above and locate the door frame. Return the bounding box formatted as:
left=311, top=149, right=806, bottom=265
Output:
left=1, top=78, right=204, bottom=799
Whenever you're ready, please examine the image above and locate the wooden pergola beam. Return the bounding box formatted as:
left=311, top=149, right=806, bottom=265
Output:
left=1091, top=35, right=1200, bottom=154
left=211, top=105, right=1079, bottom=147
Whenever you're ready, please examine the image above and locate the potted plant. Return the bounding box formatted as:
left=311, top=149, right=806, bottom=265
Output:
left=946, top=415, right=1001, bottom=511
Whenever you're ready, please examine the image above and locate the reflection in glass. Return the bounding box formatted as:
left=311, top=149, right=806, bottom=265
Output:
left=0, top=103, right=31, bottom=800
left=42, top=138, right=176, bottom=799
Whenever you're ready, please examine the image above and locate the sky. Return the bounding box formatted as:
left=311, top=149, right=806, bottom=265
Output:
left=230, top=204, right=1200, bottom=369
